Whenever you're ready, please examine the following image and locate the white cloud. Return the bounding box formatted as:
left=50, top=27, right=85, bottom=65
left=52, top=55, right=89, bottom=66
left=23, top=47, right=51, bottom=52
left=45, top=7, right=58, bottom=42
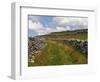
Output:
left=53, top=17, right=88, bottom=30
left=29, top=20, right=43, bottom=30
left=28, top=16, right=39, bottom=23
left=29, top=20, right=56, bottom=35
left=29, top=20, right=45, bottom=35
left=56, top=26, right=72, bottom=31
left=56, top=26, right=67, bottom=31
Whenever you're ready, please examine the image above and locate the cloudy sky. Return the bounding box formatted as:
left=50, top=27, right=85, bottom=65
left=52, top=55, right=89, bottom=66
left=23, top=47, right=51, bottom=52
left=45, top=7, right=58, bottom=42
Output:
left=28, top=15, right=88, bottom=37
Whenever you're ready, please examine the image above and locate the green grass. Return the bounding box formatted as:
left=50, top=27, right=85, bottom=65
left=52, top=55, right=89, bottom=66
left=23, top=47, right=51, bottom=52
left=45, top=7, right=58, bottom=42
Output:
left=40, top=32, right=87, bottom=40
left=28, top=29, right=88, bottom=66
left=29, top=40, right=87, bottom=66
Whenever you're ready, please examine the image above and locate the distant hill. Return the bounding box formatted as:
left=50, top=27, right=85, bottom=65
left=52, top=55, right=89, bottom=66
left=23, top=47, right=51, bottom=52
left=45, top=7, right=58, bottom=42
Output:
left=37, top=29, right=88, bottom=40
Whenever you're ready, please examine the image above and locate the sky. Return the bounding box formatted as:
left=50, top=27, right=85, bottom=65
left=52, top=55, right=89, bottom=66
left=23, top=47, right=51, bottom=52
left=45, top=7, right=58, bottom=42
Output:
left=28, top=15, right=88, bottom=37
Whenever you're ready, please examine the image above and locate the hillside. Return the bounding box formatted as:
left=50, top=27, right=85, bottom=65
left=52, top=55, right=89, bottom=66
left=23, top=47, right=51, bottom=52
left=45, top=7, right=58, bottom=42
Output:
left=39, top=29, right=87, bottom=40
left=28, top=29, right=88, bottom=66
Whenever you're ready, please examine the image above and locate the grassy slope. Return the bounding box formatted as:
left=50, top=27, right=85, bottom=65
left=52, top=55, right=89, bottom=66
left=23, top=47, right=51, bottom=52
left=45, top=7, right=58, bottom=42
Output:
left=43, top=33, right=88, bottom=40
left=40, top=32, right=87, bottom=40
left=29, top=40, right=87, bottom=66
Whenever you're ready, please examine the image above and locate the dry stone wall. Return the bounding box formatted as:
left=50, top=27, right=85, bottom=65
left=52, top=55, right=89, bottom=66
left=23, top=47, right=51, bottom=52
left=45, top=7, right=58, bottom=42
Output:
left=63, top=39, right=88, bottom=54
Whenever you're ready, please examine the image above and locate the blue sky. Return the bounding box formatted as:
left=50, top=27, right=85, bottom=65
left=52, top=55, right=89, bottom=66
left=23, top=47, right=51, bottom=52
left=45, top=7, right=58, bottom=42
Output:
left=28, top=15, right=88, bottom=37
left=39, top=16, right=53, bottom=27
